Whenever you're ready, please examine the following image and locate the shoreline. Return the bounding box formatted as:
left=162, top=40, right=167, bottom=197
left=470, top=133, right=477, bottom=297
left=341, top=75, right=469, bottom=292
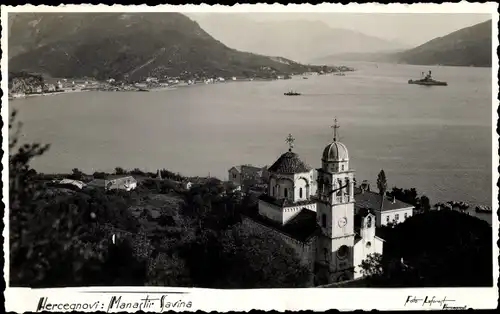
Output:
left=9, top=70, right=354, bottom=99
left=9, top=89, right=90, bottom=101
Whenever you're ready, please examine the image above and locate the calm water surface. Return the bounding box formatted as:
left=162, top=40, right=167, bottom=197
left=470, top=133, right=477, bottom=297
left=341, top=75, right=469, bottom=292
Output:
left=11, top=63, right=493, bottom=221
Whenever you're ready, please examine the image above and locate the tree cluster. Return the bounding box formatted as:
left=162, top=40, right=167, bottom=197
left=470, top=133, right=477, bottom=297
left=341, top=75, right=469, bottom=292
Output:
left=360, top=210, right=492, bottom=287
left=387, top=187, right=431, bottom=211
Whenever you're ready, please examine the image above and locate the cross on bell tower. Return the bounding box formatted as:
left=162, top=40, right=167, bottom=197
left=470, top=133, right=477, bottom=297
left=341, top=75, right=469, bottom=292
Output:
left=285, top=133, right=295, bottom=152
left=331, top=118, right=340, bottom=142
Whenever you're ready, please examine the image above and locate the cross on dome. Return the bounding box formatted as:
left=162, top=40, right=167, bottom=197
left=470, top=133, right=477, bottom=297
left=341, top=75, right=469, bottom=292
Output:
left=285, top=133, right=295, bottom=151
left=331, top=118, right=340, bottom=142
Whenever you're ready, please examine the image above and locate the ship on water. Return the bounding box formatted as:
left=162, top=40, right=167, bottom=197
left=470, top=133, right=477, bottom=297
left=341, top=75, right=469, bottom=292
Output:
left=284, top=90, right=301, bottom=96
left=408, top=70, right=448, bottom=86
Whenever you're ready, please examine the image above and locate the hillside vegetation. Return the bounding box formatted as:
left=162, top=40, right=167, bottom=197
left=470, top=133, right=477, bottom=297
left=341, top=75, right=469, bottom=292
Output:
left=8, top=13, right=340, bottom=81
left=395, top=19, right=492, bottom=67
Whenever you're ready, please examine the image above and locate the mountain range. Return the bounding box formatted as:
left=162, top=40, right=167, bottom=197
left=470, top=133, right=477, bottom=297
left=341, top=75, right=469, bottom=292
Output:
left=8, top=13, right=493, bottom=82
left=314, top=19, right=493, bottom=67
left=189, top=14, right=409, bottom=63
left=8, top=13, right=338, bottom=81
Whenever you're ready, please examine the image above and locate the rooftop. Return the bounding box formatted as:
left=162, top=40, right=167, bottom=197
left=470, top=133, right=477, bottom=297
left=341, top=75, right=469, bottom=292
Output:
left=268, top=151, right=311, bottom=174
left=322, top=141, right=349, bottom=162
left=354, top=187, right=414, bottom=212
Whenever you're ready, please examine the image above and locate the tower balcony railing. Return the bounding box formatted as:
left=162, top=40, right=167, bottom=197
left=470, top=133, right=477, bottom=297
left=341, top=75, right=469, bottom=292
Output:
left=314, top=194, right=353, bottom=204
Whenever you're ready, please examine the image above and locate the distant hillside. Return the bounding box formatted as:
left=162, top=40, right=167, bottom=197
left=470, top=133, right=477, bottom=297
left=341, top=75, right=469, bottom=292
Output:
left=395, top=19, right=492, bottom=67
left=8, top=13, right=339, bottom=81
left=312, top=50, right=402, bottom=64
left=189, top=14, right=408, bottom=63
left=315, top=19, right=492, bottom=67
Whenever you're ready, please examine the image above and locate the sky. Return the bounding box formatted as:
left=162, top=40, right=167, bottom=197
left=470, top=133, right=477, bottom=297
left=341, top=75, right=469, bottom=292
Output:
left=188, top=13, right=491, bottom=47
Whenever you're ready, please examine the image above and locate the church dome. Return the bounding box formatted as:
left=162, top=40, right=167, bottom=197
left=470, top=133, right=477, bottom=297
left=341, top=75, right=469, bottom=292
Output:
left=322, top=141, right=349, bottom=162
left=268, top=151, right=311, bottom=174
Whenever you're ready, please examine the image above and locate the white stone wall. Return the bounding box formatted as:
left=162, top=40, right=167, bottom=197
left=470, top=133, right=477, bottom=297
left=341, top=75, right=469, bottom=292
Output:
left=259, top=200, right=317, bottom=225
left=268, top=171, right=317, bottom=202
left=376, top=207, right=414, bottom=227
left=311, top=169, right=318, bottom=196
left=293, top=176, right=310, bottom=202
left=322, top=159, right=349, bottom=173
left=353, top=237, right=384, bottom=279
left=108, top=177, right=137, bottom=191
left=228, top=168, right=241, bottom=185
left=292, top=170, right=315, bottom=202
left=316, top=201, right=355, bottom=239
left=258, top=200, right=283, bottom=223
left=275, top=175, right=295, bottom=200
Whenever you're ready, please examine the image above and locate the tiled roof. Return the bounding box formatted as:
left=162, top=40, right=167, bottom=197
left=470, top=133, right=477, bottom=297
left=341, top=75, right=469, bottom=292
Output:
left=243, top=206, right=319, bottom=242
left=268, top=151, right=311, bottom=174
left=354, top=187, right=414, bottom=212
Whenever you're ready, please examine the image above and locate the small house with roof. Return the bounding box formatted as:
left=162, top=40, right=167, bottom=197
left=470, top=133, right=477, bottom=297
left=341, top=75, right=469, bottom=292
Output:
left=87, top=175, right=137, bottom=191
left=228, top=165, right=268, bottom=187
left=354, top=184, right=415, bottom=227
left=242, top=121, right=388, bottom=286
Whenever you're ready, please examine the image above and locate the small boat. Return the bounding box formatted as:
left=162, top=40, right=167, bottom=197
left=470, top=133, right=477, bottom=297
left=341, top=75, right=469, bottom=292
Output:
left=284, top=90, right=301, bottom=96
left=303, top=77, right=309, bottom=80
left=137, top=88, right=149, bottom=92
left=475, top=205, right=492, bottom=214
left=408, top=70, right=447, bottom=86
left=334, top=72, right=346, bottom=76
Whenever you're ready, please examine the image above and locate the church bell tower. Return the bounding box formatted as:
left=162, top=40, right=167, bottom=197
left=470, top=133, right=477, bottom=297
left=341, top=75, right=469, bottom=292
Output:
left=315, top=119, right=356, bottom=284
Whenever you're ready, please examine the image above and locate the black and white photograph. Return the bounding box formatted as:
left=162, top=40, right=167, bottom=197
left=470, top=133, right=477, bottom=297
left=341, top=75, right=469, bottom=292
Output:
left=2, top=3, right=498, bottom=312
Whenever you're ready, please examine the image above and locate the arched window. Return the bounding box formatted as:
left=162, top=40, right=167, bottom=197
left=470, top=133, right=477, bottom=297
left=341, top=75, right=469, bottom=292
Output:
left=299, top=187, right=303, bottom=198
left=323, top=248, right=328, bottom=261
left=367, top=216, right=372, bottom=228
left=272, top=186, right=275, bottom=196
left=337, top=179, right=342, bottom=196
left=321, top=214, right=327, bottom=228
left=337, top=245, right=349, bottom=259
left=284, top=188, right=288, bottom=198
left=341, top=164, right=345, bottom=171
left=366, top=241, right=372, bottom=248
